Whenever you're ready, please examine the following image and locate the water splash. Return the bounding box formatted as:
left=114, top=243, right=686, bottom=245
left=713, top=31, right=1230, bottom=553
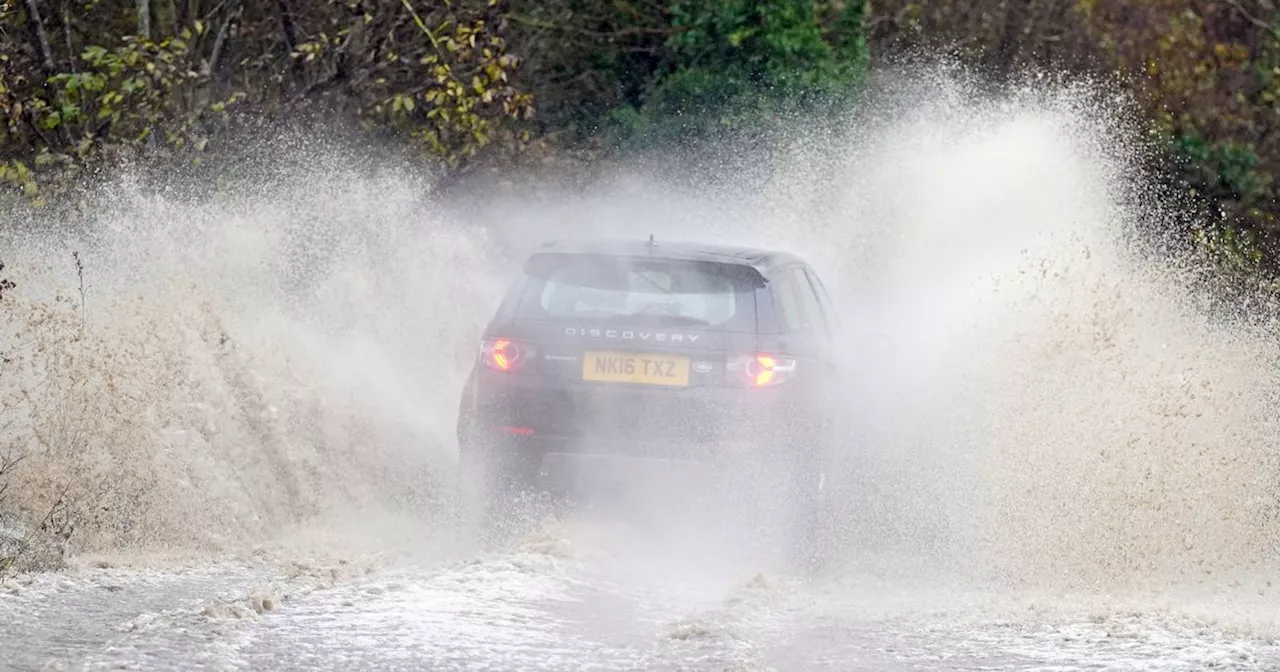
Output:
left=1, top=163, right=505, bottom=555
left=1, top=72, right=1277, bottom=599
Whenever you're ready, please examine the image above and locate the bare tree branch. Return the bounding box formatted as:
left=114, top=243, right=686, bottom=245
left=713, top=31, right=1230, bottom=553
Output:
left=171, top=0, right=183, bottom=35
left=22, top=0, right=57, bottom=76
left=1223, top=0, right=1273, bottom=31
left=993, top=1, right=1025, bottom=80
left=0, top=450, right=27, bottom=503
left=60, top=0, right=75, bottom=73
left=206, top=2, right=242, bottom=77
left=274, top=0, right=302, bottom=81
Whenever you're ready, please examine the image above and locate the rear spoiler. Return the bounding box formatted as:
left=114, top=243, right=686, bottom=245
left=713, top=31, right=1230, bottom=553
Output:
left=523, top=252, right=769, bottom=287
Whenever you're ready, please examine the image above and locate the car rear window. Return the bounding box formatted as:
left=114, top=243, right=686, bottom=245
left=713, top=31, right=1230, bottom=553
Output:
left=517, top=254, right=759, bottom=330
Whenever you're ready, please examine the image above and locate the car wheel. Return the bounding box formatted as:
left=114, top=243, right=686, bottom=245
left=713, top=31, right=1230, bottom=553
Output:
left=455, top=429, right=549, bottom=547
left=782, top=440, right=838, bottom=575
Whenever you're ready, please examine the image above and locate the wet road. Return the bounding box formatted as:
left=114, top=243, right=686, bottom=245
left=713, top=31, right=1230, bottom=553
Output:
left=5, top=520, right=1280, bottom=672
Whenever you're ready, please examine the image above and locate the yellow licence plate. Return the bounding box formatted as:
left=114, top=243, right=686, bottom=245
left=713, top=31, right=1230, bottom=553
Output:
left=582, top=351, right=690, bottom=387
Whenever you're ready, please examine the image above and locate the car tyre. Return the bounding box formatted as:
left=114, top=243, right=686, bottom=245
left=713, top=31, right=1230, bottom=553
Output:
left=455, top=429, right=550, bottom=548
left=785, top=459, right=834, bottom=574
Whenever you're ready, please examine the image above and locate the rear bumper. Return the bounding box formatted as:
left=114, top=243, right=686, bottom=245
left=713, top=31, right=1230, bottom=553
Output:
left=456, top=367, right=835, bottom=501
left=459, top=408, right=825, bottom=502
left=471, top=434, right=825, bottom=504
left=459, top=431, right=755, bottom=489
left=458, top=367, right=822, bottom=454
left=475, top=431, right=760, bottom=460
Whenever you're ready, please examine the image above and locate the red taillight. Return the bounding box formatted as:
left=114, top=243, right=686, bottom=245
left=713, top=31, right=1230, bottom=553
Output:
left=480, top=338, right=532, bottom=373
left=730, top=354, right=797, bottom=387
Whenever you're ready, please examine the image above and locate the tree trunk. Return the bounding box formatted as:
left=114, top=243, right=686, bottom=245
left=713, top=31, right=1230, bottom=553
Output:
left=207, top=3, right=242, bottom=77
left=137, top=0, right=151, bottom=39
left=993, top=0, right=1025, bottom=81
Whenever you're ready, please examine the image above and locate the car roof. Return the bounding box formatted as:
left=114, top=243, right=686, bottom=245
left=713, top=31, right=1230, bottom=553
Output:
left=529, top=237, right=807, bottom=272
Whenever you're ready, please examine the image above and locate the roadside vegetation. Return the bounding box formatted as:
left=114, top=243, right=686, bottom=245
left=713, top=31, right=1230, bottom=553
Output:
left=3, top=0, right=1280, bottom=573
left=869, top=0, right=1280, bottom=288
left=3, top=1, right=1277, bottom=276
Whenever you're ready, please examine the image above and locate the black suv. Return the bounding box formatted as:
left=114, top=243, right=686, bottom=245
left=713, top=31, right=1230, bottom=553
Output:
left=455, top=238, right=846, bottom=547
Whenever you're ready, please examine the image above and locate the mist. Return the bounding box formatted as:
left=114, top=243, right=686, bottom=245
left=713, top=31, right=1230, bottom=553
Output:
left=2, top=69, right=1278, bottom=622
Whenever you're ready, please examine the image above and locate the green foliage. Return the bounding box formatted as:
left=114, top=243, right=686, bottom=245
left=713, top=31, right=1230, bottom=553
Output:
left=2, top=29, right=244, bottom=201
left=613, top=0, right=868, bottom=145
left=296, top=0, right=533, bottom=169
left=1172, top=135, right=1271, bottom=212
left=867, top=0, right=1280, bottom=280
left=1172, top=132, right=1275, bottom=282
left=0, top=0, right=871, bottom=193
left=0, top=0, right=534, bottom=199
left=1080, top=1, right=1280, bottom=277
left=492, top=0, right=673, bottom=142
left=1192, top=220, right=1268, bottom=279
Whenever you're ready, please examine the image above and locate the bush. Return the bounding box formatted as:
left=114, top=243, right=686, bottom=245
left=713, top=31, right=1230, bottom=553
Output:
left=607, top=0, right=869, bottom=148
left=0, top=0, right=534, bottom=200
left=865, top=0, right=1280, bottom=281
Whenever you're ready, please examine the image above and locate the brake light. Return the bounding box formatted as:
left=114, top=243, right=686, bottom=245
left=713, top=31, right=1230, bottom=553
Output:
left=480, top=338, right=532, bottom=373
left=729, top=354, right=797, bottom=387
